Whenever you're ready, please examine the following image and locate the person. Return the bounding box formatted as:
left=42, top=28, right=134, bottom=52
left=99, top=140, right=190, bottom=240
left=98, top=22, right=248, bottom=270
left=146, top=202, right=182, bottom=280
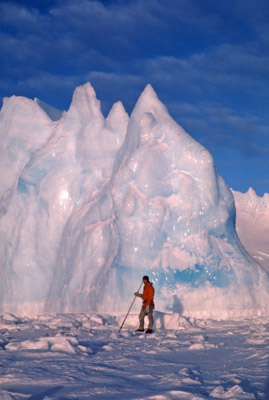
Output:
left=135, top=275, right=155, bottom=334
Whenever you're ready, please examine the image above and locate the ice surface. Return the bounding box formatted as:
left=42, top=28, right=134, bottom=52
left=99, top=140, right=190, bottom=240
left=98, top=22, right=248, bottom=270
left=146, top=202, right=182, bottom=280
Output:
left=233, top=188, right=269, bottom=272
left=0, top=83, right=268, bottom=317
left=34, top=98, right=63, bottom=121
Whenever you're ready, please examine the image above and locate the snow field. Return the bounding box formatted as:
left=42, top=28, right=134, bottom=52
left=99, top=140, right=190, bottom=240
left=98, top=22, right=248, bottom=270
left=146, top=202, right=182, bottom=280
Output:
left=0, top=313, right=268, bottom=399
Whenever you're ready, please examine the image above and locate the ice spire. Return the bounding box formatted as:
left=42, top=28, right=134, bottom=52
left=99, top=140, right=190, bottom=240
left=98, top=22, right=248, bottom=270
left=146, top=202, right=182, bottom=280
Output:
left=0, top=83, right=268, bottom=318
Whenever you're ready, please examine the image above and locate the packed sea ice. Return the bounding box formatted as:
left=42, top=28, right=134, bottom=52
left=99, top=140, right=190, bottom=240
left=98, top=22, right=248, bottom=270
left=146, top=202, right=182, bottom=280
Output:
left=0, top=312, right=268, bottom=399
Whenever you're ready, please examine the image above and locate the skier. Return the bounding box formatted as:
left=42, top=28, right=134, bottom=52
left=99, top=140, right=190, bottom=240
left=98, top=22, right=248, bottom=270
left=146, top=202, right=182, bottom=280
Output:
left=134, top=275, right=155, bottom=334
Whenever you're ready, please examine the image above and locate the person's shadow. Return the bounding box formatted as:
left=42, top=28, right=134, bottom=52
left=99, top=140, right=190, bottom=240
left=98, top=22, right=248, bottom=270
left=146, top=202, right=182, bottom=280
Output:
left=154, top=295, right=184, bottom=329
left=170, top=294, right=184, bottom=315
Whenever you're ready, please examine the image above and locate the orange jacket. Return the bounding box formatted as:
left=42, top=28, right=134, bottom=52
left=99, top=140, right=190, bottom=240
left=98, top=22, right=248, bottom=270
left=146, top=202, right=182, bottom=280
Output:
left=142, top=282, right=155, bottom=308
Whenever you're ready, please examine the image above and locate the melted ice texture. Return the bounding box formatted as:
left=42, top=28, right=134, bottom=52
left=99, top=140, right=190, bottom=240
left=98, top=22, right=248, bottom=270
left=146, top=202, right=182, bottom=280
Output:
left=0, top=83, right=268, bottom=318
left=233, top=188, right=269, bottom=272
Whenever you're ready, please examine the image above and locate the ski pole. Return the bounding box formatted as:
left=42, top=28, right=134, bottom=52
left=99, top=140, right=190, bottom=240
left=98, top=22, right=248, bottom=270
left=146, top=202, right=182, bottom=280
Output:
left=118, top=281, right=143, bottom=333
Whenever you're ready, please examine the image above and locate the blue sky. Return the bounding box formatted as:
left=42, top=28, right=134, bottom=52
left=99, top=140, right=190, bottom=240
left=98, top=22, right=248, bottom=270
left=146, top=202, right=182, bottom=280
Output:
left=1, top=0, right=268, bottom=195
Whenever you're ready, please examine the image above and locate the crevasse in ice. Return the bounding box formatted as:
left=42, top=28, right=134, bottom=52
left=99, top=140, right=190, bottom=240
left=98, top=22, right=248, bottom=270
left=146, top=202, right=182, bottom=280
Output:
left=0, top=83, right=268, bottom=318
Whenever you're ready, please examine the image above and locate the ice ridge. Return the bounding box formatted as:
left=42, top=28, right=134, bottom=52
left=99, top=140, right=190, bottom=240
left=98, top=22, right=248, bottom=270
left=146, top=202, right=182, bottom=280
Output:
left=0, top=83, right=268, bottom=318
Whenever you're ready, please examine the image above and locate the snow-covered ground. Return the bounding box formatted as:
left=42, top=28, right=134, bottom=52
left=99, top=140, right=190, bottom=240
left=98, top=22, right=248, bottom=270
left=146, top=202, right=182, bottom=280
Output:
left=0, top=312, right=268, bottom=399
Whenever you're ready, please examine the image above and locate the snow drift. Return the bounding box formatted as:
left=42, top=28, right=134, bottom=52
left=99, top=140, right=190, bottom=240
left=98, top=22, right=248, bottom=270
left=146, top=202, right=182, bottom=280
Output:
left=0, top=83, right=268, bottom=318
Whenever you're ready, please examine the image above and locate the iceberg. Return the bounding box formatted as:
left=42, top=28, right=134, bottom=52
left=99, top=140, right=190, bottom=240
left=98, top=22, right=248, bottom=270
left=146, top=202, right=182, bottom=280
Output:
left=233, top=188, right=269, bottom=272
left=0, top=83, right=268, bottom=318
